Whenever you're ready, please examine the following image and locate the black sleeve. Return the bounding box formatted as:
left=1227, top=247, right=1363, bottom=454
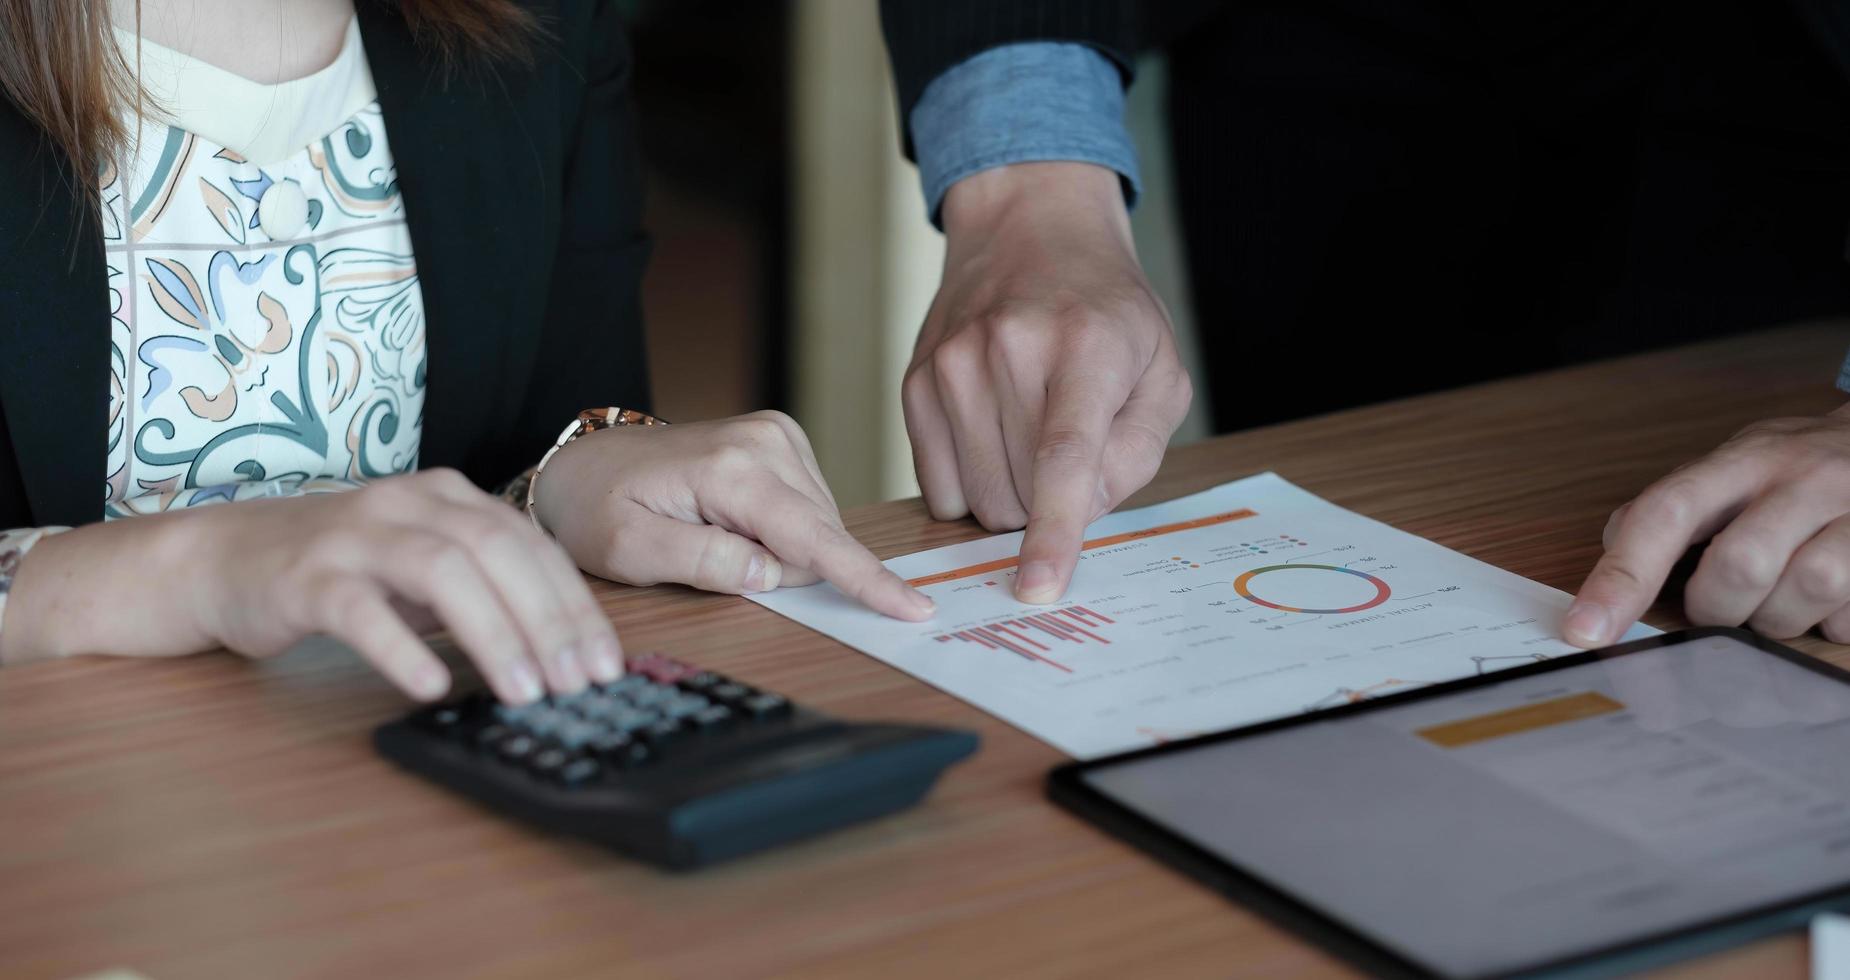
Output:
left=505, top=0, right=653, bottom=476
left=878, top=0, right=1138, bottom=159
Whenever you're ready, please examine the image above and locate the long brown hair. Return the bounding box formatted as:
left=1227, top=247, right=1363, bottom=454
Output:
left=0, top=0, right=539, bottom=191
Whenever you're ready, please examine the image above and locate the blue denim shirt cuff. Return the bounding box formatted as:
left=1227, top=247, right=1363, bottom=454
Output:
left=909, top=42, right=1141, bottom=228
left=1838, top=348, right=1850, bottom=392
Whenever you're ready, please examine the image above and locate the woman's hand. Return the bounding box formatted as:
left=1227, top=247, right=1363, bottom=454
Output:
left=531, top=410, right=937, bottom=621
left=1567, top=404, right=1850, bottom=646
left=3, top=469, right=621, bottom=704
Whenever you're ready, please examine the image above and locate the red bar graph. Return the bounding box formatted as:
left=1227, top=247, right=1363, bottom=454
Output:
left=931, top=605, right=1117, bottom=672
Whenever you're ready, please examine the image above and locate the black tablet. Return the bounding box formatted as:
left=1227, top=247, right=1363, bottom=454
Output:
left=1048, top=628, right=1850, bottom=979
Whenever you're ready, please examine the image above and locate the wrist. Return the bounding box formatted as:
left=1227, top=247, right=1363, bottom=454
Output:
left=941, top=161, right=1133, bottom=247
left=530, top=428, right=607, bottom=537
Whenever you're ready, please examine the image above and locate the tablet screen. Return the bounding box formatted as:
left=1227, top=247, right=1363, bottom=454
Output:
left=1081, top=634, right=1850, bottom=977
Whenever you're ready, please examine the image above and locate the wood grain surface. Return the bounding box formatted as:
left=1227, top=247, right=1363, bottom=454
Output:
left=3, top=323, right=1848, bottom=980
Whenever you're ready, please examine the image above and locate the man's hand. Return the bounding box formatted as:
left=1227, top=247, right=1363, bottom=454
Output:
left=910, top=161, right=1193, bottom=603
left=1567, top=404, right=1850, bottom=647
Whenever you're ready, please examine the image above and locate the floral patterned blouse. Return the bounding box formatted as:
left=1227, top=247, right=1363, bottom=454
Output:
left=0, top=17, right=426, bottom=636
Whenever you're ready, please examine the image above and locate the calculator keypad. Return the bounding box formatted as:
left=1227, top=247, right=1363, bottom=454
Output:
left=413, top=654, right=792, bottom=786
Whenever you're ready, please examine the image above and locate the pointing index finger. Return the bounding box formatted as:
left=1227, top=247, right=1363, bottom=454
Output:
left=1565, top=457, right=1759, bottom=647
left=715, top=479, right=936, bottom=622
left=1017, top=370, right=1122, bottom=603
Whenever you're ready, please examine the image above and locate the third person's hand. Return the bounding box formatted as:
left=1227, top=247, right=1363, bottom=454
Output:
left=1567, top=404, right=1850, bottom=646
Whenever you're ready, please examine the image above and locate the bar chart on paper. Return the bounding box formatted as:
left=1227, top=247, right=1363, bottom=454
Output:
left=749, top=473, right=1657, bottom=759
left=931, top=605, right=1118, bottom=672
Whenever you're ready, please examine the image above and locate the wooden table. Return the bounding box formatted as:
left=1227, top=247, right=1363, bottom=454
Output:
left=4, top=323, right=1848, bottom=980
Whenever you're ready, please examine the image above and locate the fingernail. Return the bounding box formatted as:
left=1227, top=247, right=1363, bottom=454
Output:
left=507, top=660, right=544, bottom=704
left=912, top=591, right=937, bottom=617
left=584, top=638, right=623, bottom=683
left=1017, top=562, right=1060, bottom=604
left=1563, top=602, right=1612, bottom=648
left=746, top=553, right=783, bottom=593
left=551, top=647, right=588, bottom=692
left=413, top=662, right=449, bottom=701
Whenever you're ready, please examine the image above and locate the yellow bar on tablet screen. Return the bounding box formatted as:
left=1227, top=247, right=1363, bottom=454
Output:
left=1416, top=691, right=1624, bottom=748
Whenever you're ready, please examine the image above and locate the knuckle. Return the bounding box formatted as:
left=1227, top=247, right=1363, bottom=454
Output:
left=1707, top=538, right=1780, bottom=591
left=987, top=314, right=1046, bottom=359
left=1035, top=427, right=1098, bottom=467
left=969, top=497, right=1028, bottom=532
left=930, top=331, right=986, bottom=379
left=1118, top=419, right=1169, bottom=463
left=312, top=577, right=372, bottom=625
left=416, top=467, right=473, bottom=493
left=1171, top=369, right=1195, bottom=409
left=901, top=368, right=938, bottom=410
left=731, top=416, right=786, bottom=447
left=1631, top=479, right=1702, bottom=531
left=704, top=444, right=759, bottom=478
left=745, top=408, right=797, bottom=431
left=356, top=478, right=412, bottom=514
left=1792, top=550, right=1850, bottom=602
left=418, top=538, right=475, bottom=582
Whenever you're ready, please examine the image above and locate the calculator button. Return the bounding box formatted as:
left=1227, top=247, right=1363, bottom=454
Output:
left=628, top=684, right=674, bottom=708
left=738, top=693, right=791, bottom=720
left=554, top=720, right=601, bottom=749
left=497, top=734, right=538, bottom=761
left=709, top=682, right=753, bottom=703
left=688, top=705, right=735, bottom=731
left=416, top=705, right=467, bottom=735
left=608, top=709, right=658, bottom=732
left=638, top=719, right=685, bottom=746
left=677, top=672, right=723, bottom=693
left=662, top=694, right=711, bottom=719
left=529, top=746, right=571, bottom=776
left=474, top=724, right=514, bottom=749
left=522, top=707, right=572, bottom=736
left=610, top=740, right=653, bottom=768
left=587, top=730, right=632, bottom=753
left=632, top=654, right=700, bottom=684
left=551, top=689, right=597, bottom=711
left=556, top=757, right=602, bottom=786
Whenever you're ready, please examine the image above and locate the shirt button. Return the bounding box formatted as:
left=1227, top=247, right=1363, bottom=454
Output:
left=258, top=180, right=310, bottom=241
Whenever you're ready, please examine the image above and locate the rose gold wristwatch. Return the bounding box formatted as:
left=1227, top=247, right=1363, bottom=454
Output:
left=519, top=407, right=668, bottom=529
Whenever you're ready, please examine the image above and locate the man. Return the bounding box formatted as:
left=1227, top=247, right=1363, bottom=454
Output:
left=880, top=0, right=1850, bottom=647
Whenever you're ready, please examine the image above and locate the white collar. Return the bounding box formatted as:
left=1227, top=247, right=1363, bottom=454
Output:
left=114, top=15, right=375, bottom=167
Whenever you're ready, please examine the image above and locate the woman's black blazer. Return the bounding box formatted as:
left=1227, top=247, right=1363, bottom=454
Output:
left=0, top=0, right=651, bottom=528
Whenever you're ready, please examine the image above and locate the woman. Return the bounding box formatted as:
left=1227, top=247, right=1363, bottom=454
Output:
left=0, top=0, right=933, bottom=706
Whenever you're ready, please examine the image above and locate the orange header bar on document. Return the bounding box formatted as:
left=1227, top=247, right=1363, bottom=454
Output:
left=904, top=509, right=1260, bottom=588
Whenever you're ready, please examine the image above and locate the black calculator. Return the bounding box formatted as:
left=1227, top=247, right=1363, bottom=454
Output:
left=374, top=653, right=978, bottom=869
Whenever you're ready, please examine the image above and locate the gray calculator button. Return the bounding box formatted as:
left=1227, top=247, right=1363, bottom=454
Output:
left=498, top=734, right=537, bottom=760
left=609, top=709, right=656, bottom=732
left=554, top=721, right=599, bottom=749
left=628, top=685, right=673, bottom=707
left=557, top=757, right=601, bottom=786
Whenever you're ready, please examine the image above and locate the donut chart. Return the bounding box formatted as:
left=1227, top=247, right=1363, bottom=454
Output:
left=1234, top=563, right=1391, bottom=614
